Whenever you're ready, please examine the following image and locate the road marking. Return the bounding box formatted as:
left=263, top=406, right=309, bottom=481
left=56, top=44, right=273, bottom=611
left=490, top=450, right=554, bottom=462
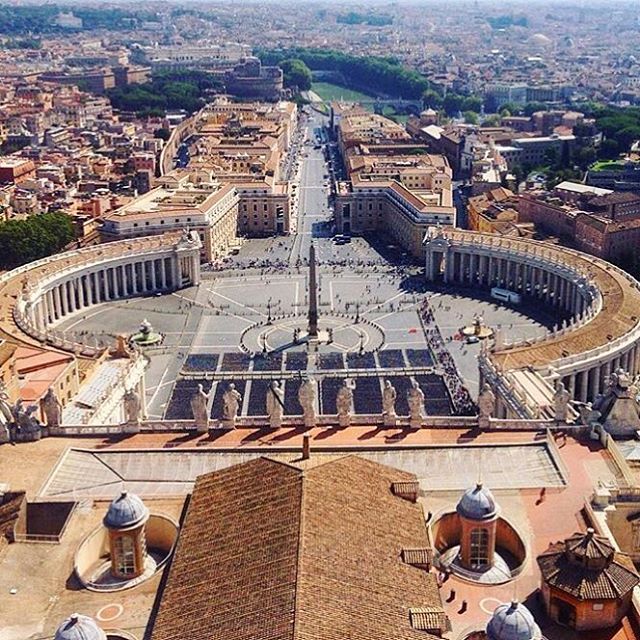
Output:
left=207, top=289, right=266, bottom=317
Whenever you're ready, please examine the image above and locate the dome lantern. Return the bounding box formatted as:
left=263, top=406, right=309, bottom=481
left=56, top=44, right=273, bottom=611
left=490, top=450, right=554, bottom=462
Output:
left=54, top=613, right=107, bottom=640
left=486, top=600, right=542, bottom=640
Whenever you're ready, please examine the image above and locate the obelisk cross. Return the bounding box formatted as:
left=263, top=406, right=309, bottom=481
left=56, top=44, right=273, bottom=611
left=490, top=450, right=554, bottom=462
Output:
left=307, top=243, right=319, bottom=338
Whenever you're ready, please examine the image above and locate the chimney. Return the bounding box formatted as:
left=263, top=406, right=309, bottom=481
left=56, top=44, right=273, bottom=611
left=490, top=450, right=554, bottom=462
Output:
left=302, top=435, right=310, bottom=460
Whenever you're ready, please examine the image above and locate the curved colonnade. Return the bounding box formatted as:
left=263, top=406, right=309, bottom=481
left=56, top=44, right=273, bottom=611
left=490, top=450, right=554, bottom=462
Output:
left=3, top=232, right=202, bottom=357
left=424, top=228, right=640, bottom=418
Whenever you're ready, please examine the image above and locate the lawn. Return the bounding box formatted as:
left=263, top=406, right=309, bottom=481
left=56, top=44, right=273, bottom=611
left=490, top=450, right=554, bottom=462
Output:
left=311, top=82, right=375, bottom=104
left=591, top=160, right=625, bottom=172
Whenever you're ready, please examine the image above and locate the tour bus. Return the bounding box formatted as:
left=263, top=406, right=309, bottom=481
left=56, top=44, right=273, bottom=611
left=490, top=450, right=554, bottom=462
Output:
left=490, top=287, right=521, bottom=305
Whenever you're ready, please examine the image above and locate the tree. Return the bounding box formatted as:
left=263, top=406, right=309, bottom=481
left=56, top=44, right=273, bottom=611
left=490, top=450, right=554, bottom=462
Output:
left=422, top=89, right=443, bottom=108
left=462, top=96, right=483, bottom=113
left=0, top=212, right=74, bottom=269
left=279, top=59, right=312, bottom=92
left=574, top=145, right=597, bottom=169
left=442, top=93, right=465, bottom=117
left=523, top=102, right=548, bottom=117
left=256, top=48, right=430, bottom=99
left=599, top=139, right=620, bottom=159
left=498, top=102, right=520, bottom=116
left=154, top=128, right=171, bottom=141
left=463, top=111, right=479, bottom=125
left=482, top=114, right=502, bottom=126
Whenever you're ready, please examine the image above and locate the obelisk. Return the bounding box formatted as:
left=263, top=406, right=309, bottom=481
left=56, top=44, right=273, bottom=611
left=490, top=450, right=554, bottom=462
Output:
left=307, top=243, right=319, bottom=338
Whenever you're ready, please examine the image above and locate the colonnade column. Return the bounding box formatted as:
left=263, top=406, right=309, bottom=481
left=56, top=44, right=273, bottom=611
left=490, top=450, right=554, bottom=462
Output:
left=160, top=259, right=167, bottom=289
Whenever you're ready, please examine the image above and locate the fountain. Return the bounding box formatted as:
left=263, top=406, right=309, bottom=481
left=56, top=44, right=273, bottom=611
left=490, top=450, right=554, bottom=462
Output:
left=129, top=318, right=163, bottom=347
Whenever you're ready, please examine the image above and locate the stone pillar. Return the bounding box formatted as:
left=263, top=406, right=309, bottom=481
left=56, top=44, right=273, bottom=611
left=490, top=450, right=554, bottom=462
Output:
left=579, top=370, right=589, bottom=403
left=568, top=373, right=576, bottom=400
left=589, top=366, right=600, bottom=399
left=140, top=261, right=147, bottom=292
left=91, top=272, right=99, bottom=303
left=53, top=286, right=61, bottom=319
left=120, top=265, right=127, bottom=297
left=59, top=284, right=67, bottom=316
left=161, top=259, right=168, bottom=289
left=68, top=281, right=76, bottom=313
left=131, top=264, right=139, bottom=295
left=602, top=360, right=612, bottom=389
left=150, top=261, right=157, bottom=291
left=78, top=277, right=86, bottom=309
left=104, top=270, right=111, bottom=301
left=191, top=255, right=200, bottom=286
left=46, top=292, right=54, bottom=324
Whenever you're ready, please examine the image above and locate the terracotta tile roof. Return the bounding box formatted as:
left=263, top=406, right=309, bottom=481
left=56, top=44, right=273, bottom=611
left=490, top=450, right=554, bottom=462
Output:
left=150, top=455, right=444, bottom=640
left=537, top=530, right=640, bottom=601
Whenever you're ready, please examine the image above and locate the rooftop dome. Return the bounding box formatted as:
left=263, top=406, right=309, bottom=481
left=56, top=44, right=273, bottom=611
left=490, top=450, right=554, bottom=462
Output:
left=54, top=614, right=106, bottom=640
left=456, top=482, right=498, bottom=521
left=104, top=490, right=149, bottom=529
left=486, top=601, right=542, bottom=640
left=529, top=33, right=552, bottom=46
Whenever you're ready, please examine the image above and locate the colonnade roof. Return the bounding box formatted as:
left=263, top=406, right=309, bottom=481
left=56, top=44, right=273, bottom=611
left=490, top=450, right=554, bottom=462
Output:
left=0, top=233, right=183, bottom=353
left=440, top=230, right=640, bottom=371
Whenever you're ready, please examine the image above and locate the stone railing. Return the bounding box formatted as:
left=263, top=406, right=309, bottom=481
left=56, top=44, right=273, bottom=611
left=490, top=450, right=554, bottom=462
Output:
left=46, top=414, right=574, bottom=437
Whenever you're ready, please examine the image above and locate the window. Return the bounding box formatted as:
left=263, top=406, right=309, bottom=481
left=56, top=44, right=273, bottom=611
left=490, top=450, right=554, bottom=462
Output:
left=469, top=528, right=489, bottom=568
left=632, top=521, right=640, bottom=552
left=113, top=534, right=136, bottom=575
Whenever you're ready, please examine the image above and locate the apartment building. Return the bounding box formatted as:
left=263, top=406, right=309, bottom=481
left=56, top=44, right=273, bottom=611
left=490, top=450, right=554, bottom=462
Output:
left=334, top=108, right=456, bottom=258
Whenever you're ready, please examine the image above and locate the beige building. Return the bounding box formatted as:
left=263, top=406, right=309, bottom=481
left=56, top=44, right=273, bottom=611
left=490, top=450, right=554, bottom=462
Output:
left=335, top=109, right=455, bottom=258
left=100, top=170, right=239, bottom=262
left=185, top=100, right=297, bottom=236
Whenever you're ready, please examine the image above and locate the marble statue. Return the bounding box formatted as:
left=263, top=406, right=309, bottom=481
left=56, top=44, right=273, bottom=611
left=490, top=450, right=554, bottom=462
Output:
left=191, top=383, right=210, bottom=433
left=382, top=379, right=397, bottom=426
left=0, top=382, right=11, bottom=443
left=222, top=383, right=242, bottom=427
left=42, top=388, right=62, bottom=429
left=11, top=400, right=42, bottom=442
left=123, top=388, right=141, bottom=426
left=266, top=381, right=285, bottom=429
left=298, top=377, right=317, bottom=428
left=336, top=379, right=355, bottom=427
left=579, top=402, right=602, bottom=439
left=478, top=383, right=496, bottom=427
left=553, top=381, right=571, bottom=422
left=407, top=379, right=425, bottom=427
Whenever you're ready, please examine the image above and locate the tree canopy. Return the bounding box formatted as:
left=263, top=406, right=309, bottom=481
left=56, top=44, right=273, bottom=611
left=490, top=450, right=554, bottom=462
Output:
left=280, top=59, right=312, bottom=92
left=107, top=70, right=223, bottom=116
left=257, top=47, right=429, bottom=99
left=0, top=212, right=74, bottom=269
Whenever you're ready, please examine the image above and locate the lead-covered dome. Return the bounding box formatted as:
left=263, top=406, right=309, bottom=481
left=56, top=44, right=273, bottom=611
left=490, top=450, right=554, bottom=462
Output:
left=54, top=613, right=106, bottom=640
left=486, top=601, right=542, bottom=640
left=456, top=482, right=498, bottom=521
left=104, top=490, right=149, bottom=529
